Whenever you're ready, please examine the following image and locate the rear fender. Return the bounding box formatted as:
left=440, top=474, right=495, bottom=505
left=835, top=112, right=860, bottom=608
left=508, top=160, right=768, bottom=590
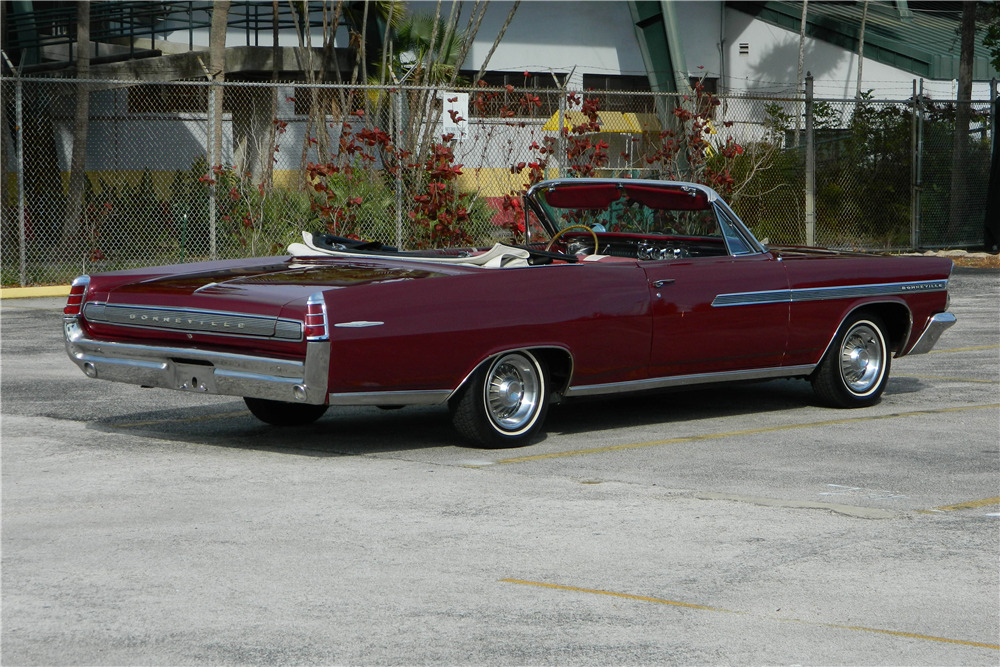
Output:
left=812, top=300, right=912, bottom=369
left=450, top=345, right=575, bottom=402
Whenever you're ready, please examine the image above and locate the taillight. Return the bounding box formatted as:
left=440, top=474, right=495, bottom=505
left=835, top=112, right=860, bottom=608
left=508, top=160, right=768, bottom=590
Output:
left=64, top=275, right=90, bottom=316
left=304, top=293, right=329, bottom=341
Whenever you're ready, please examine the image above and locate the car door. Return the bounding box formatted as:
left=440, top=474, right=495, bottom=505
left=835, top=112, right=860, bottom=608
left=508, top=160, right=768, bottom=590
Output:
left=640, top=207, right=790, bottom=379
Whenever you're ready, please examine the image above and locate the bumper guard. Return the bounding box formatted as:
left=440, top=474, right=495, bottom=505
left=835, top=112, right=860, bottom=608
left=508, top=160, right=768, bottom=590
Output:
left=907, top=312, right=957, bottom=355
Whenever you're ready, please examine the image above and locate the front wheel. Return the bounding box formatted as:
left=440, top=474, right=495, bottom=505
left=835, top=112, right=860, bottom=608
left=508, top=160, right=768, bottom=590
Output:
left=811, top=314, right=891, bottom=408
left=451, top=351, right=549, bottom=448
left=244, top=397, right=328, bottom=426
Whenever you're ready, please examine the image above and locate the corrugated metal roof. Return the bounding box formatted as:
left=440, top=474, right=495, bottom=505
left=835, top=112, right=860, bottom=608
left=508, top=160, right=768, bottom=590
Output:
left=729, top=1, right=1000, bottom=80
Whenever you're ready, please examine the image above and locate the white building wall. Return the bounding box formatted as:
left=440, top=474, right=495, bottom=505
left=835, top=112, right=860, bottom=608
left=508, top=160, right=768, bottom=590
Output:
left=448, top=1, right=647, bottom=90
left=154, top=2, right=990, bottom=101
left=673, top=1, right=723, bottom=80
left=164, top=2, right=649, bottom=92
left=721, top=4, right=994, bottom=100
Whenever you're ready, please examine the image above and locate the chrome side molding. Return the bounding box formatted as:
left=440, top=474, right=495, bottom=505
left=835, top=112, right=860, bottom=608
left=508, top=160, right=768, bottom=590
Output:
left=564, top=364, right=817, bottom=398
left=712, top=279, right=949, bottom=308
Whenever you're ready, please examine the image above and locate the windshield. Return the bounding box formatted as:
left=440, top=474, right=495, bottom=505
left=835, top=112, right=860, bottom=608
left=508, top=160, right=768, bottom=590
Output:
left=529, top=180, right=761, bottom=256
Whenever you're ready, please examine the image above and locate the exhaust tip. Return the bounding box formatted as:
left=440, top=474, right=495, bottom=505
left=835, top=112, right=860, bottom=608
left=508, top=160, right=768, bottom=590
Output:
left=293, top=384, right=308, bottom=402
left=83, top=362, right=97, bottom=378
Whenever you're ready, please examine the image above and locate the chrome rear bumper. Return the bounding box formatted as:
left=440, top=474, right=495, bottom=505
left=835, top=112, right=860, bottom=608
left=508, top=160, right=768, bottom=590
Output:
left=64, top=318, right=329, bottom=404
left=907, top=312, right=957, bottom=355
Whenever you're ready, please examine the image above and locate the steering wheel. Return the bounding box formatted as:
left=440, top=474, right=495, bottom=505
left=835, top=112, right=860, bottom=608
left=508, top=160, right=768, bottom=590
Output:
left=545, top=224, right=600, bottom=254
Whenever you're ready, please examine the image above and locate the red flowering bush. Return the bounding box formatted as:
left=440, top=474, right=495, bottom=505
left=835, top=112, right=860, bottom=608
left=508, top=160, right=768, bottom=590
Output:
left=408, top=136, right=477, bottom=248
left=636, top=78, right=744, bottom=197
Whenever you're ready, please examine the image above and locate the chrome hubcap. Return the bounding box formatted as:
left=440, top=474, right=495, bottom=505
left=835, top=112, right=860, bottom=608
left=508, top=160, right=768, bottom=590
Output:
left=840, top=323, right=884, bottom=394
left=485, top=353, right=542, bottom=432
left=494, top=378, right=524, bottom=410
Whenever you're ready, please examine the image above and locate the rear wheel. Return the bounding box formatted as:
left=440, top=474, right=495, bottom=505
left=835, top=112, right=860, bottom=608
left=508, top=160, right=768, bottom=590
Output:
left=244, top=397, right=328, bottom=426
left=451, top=351, right=549, bottom=448
left=811, top=313, right=891, bottom=408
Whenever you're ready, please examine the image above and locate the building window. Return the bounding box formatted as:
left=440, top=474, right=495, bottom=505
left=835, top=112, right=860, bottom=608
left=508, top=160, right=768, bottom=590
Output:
left=689, top=76, right=719, bottom=94
left=461, top=70, right=566, bottom=118
left=128, top=84, right=208, bottom=113
left=687, top=76, right=720, bottom=118
left=292, top=87, right=368, bottom=117
left=581, top=74, right=651, bottom=92
left=128, top=84, right=254, bottom=114
left=581, top=74, right=653, bottom=113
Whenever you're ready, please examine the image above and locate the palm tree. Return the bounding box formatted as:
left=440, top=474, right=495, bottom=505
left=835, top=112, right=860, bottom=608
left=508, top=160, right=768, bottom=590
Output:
left=382, top=13, right=469, bottom=86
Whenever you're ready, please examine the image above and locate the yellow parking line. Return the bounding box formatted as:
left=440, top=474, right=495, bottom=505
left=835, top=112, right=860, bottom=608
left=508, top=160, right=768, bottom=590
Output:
left=111, top=410, right=248, bottom=428
left=927, top=344, right=1000, bottom=354
left=895, top=374, right=999, bottom=384
left=502, top=579, right=734, bottom=613
left=501, top=579, right=1000, bottom=651
left=0, top=285, right=70, bottom=299
left=494, top=404, right=1000, bottom=465
left=918, top=496, right=1000, bottom=514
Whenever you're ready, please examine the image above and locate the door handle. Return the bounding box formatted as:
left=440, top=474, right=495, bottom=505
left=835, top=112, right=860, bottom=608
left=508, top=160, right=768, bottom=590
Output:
left=652, top=279, right=674, bottom=288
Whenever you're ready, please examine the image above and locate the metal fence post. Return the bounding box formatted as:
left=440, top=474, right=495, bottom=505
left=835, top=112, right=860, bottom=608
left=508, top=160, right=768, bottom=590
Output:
left=987, top=78, right=998, bottom=252
left=15, top=74, right=26, bottom=286
left=557, top=84, right=567, bottom=178
left=395, top=88, right=404, bottom=249
left=914, top=79, right=924, bottom=248
left=991, top=78, right=997, bottom=156
left=910, top=79, right=918, bottom=249
left=804, top=73, right=815, bottom=247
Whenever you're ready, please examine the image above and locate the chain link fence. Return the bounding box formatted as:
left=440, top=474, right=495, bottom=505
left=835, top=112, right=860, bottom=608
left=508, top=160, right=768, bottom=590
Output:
left=2, top=76, right=995, bottom=286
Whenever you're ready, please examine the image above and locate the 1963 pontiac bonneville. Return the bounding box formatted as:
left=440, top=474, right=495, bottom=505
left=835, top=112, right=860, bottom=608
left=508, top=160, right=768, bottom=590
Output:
left=64, top=178, right=956, bottom=447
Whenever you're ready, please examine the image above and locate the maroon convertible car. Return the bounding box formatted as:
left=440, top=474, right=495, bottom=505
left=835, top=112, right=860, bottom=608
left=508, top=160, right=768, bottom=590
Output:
left=64, top=178, right=956, bottom=447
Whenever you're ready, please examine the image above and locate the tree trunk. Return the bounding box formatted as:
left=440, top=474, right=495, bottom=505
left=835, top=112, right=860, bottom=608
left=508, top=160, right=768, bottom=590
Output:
left=855, top=1, right=868, bottom=100
left=58, top=0, right=91, bottom=262
left=793, top=0, right=808, bottom=148
left=209, top=0, right=231, bottom=169
left=0, top=1, right=8, bottom=224
left=949, top=1, right=976, bottom=238
left=290, top=1, right=334, bottom=181
left=263, top=0, right=279, bottom=189
left=472, top=1, right=520, bottom=85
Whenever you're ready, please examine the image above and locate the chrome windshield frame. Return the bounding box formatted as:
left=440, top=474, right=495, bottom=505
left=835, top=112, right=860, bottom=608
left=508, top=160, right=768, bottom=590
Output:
left=523, top=178, right=766, bottom=257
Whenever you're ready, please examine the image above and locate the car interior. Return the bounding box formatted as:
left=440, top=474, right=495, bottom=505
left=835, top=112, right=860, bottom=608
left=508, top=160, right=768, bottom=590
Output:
left=286, top=181, right=762, bottom=267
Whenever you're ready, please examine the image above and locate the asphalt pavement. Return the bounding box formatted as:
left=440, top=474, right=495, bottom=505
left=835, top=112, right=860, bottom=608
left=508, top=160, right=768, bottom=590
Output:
left=2, top=268, right=998, bottom=665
